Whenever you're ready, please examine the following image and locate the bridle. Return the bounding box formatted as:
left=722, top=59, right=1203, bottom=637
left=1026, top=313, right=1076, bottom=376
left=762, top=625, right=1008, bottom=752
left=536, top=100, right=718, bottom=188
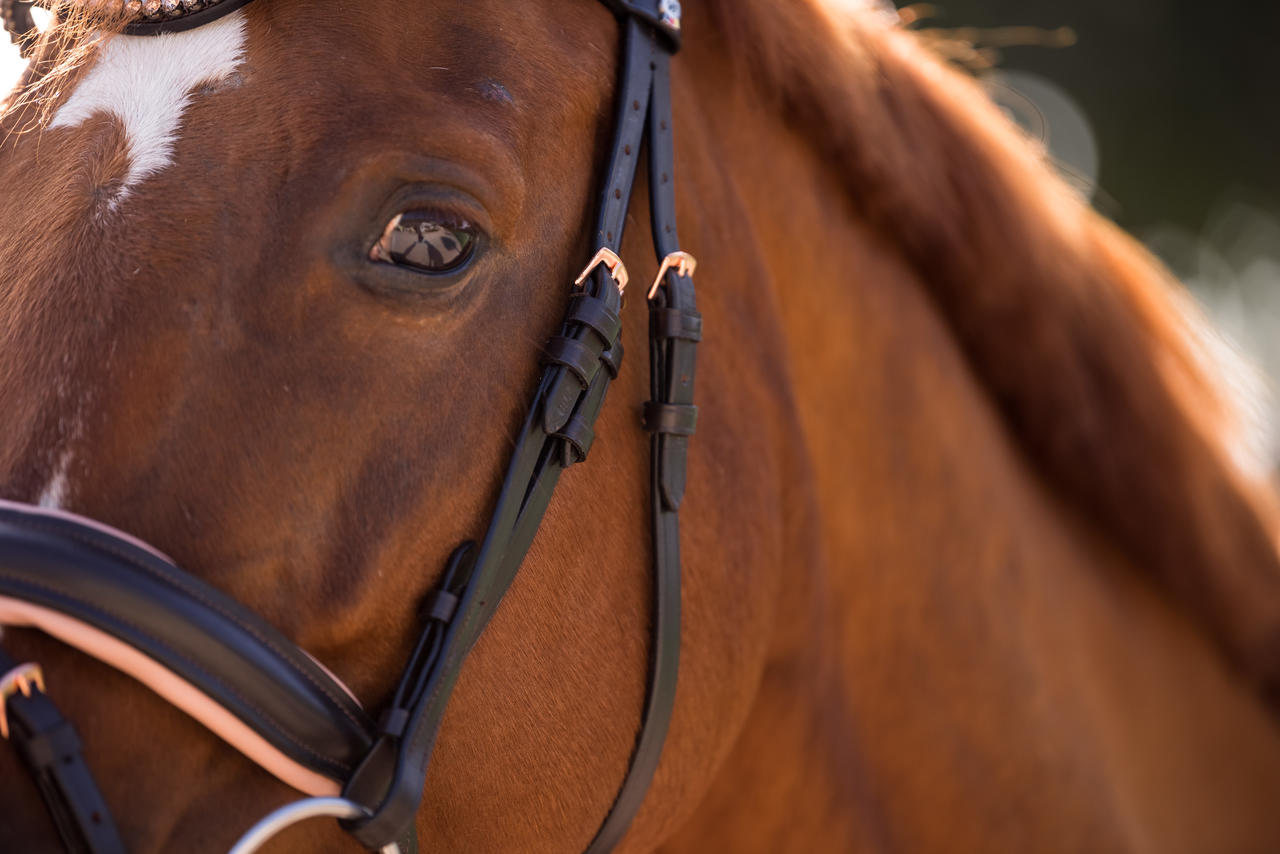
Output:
left=0, top=1, right=700, bottom=852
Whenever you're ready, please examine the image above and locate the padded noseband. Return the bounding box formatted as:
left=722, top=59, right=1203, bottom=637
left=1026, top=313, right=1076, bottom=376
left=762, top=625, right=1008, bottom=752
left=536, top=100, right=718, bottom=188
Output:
left=0, top=502, right=373, bottom=783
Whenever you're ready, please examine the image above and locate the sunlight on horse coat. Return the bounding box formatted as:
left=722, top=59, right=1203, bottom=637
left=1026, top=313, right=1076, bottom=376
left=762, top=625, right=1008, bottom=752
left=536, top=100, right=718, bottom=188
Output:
left=1, top=1, right=1279, bottom=851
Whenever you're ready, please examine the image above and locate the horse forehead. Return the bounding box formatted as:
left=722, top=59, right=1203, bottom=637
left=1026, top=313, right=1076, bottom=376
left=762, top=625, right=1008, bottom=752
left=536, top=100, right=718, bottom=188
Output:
left=48, top=12, right=248, bottom=198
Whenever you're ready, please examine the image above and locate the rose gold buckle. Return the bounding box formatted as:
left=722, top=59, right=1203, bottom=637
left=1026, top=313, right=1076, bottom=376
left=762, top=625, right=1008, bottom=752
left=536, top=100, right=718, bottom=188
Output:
left=574, top=247, right=630, bottom=297
left=648, top=251, right=698, bottom=300
left=0, top=662, right=45, bottom=739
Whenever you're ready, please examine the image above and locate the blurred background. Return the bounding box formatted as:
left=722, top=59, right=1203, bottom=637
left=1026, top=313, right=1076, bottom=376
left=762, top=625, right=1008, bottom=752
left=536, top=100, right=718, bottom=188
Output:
left=894, top=0, right=1280, bottom=473
left=2, top=2, right=1277, bottom=470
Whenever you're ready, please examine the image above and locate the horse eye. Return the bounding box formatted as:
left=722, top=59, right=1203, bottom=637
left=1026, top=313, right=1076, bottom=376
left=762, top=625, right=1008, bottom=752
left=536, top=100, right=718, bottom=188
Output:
left=370, top=211, right=478, bottom=274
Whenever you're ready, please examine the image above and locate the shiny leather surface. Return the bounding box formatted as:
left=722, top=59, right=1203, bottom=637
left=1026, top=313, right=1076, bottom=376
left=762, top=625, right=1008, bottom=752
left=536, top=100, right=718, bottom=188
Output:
left=0, top=505, right=374, bottom=780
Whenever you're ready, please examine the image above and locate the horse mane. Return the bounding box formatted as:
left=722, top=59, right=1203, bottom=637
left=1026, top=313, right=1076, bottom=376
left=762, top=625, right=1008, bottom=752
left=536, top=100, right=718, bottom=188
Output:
left=709, top=0, right=1280, bottom=700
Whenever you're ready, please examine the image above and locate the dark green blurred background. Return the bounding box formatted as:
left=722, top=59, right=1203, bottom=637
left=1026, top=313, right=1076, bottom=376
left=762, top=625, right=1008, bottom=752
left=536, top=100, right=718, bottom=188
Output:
left=912, top=0, right=1279, bottom=233
left=909, top=1, right=1280, bottom=470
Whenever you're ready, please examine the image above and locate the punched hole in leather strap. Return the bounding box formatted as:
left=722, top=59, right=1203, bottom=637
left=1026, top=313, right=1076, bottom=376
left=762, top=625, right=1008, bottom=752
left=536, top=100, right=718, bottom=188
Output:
left=650, top=307, right=702, bottom=342
left=642, top=402, right=698, bottom=436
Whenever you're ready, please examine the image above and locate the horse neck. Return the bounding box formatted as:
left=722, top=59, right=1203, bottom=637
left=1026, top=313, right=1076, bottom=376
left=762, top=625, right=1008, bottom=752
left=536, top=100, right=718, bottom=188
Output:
left=659, top=5, right=1280, bottom=849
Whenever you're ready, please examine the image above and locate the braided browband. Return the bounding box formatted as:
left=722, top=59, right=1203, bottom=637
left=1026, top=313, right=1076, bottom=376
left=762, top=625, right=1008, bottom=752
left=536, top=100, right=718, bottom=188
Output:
left=1, top=0, right=251, bottom=42
left=121, top=0, right=254, bottom=34
left=125, top=0, right=229, bottom=20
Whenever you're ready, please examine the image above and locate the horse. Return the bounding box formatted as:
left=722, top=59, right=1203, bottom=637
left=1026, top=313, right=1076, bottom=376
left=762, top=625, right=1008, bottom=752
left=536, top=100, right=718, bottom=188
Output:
left=2, top=0, right=1280, bottom=851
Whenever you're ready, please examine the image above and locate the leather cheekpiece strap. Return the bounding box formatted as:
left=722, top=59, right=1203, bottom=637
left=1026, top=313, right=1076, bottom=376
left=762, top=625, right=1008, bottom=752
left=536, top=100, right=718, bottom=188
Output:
left=342, top=12, right=693, bottom=854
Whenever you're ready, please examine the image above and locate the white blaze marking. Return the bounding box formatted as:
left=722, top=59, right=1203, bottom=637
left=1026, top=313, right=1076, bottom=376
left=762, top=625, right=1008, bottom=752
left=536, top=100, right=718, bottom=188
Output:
left=38, top=449, right=73, bottom=510
left=49, top=11, right=247, bottom=197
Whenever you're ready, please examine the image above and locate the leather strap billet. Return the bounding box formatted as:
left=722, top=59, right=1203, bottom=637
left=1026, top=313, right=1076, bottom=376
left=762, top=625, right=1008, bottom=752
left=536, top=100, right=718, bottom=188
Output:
left=584, top=35, right=696, bottom=854
left=121, top=0, right=257, bottom=36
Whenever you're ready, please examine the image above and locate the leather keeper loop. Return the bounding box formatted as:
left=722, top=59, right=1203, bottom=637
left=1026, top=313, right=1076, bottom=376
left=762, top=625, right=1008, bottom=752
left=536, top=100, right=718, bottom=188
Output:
left=543, top=337, right=600, bottom=388
left=420, top=590, right=459, bottom=624
left=600, top=341, right=623, bottom=379
left=650, top=307, right=702, bottom=341
left=642, top=402, right=698, bottom=436
left=568, top=294, right=623, bottom=345
left=555, top=414, right=596, bottom=466
left=379, top=708, right=410, bottom=740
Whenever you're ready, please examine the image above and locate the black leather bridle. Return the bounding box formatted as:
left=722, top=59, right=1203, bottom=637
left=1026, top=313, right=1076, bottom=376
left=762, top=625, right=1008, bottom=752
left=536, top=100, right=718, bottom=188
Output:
left=0, top=1, right=699, bottom=852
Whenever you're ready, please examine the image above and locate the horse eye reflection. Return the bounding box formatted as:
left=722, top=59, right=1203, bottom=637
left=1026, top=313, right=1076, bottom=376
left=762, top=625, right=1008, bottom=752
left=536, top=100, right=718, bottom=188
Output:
left=370, top=211, right=477, bottom=274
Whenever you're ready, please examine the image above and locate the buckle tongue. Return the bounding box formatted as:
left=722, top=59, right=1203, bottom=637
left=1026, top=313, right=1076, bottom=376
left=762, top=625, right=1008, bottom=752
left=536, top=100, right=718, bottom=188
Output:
left=648, top=250, right=697, bottom=300
left=575, top=247, right=630, bottom=297
left=0, top=662, right=45, bottom=739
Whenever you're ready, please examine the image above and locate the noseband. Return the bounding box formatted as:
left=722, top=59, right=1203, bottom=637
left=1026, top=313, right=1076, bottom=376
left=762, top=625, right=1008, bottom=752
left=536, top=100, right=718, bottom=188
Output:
left=0, top=2, right=700, bottom=852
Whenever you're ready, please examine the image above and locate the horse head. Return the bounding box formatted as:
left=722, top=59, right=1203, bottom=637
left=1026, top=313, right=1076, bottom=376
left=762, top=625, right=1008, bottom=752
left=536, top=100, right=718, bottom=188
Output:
left=0, top=2, right=785, bottom=850
left=7, top=1, right=1280, bottom=853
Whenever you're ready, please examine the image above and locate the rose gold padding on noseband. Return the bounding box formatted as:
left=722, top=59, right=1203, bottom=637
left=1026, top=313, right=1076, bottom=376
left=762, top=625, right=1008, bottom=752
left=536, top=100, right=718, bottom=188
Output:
left=0, top=596, right=343, bottom=797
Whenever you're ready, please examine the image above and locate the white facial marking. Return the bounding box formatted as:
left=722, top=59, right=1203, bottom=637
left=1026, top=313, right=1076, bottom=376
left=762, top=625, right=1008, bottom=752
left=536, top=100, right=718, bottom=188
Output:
left=49, top=12, right=247, bottom=199
left=38, top=449, right=74, bottom=510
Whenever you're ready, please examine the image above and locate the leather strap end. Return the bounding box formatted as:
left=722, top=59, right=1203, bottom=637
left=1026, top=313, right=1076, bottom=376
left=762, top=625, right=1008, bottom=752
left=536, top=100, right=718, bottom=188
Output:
left=658, top=436, right=689, bottom=510
left=543, top=372, right=583, bottom=435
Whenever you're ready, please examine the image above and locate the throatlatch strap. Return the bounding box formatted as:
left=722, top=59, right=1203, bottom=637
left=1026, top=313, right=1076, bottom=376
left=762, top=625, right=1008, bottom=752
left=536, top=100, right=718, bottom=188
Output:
left=0, top=648, right=125, bottom=854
